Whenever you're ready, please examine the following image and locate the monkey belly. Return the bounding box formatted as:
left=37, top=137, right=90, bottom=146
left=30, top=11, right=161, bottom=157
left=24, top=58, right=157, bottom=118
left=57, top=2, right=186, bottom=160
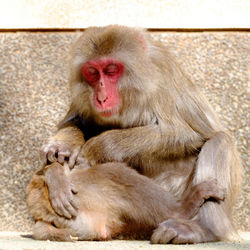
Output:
left=62, top=211, right=109, bottom=240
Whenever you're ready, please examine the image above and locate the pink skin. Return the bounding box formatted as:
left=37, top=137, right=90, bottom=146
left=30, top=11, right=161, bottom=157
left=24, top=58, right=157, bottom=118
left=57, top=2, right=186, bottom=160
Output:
left=81, top=59, right=124, bottom=117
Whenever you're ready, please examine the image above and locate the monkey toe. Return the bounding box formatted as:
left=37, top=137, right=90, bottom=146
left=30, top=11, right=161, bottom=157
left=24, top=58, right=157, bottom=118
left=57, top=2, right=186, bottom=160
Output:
left=151, top=226, right=177, bottom=244
left=207, top=180, right=226, bottom=202
left=198, top=180, right=226, bottom=203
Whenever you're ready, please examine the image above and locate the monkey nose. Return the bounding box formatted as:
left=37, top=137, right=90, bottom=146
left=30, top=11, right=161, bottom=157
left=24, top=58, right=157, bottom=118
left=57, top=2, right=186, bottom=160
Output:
left=97, top=83, right=108, bottom=104
left=97, top=96, right=108, bottom=104
left=97, top=92, right=108, bottom=104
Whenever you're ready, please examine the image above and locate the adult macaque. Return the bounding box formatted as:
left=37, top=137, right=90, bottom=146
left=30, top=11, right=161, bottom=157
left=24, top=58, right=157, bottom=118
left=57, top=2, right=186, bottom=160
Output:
left=39, top=25, right=242, bottom=243
left=27, top=162, right=225, bottom=242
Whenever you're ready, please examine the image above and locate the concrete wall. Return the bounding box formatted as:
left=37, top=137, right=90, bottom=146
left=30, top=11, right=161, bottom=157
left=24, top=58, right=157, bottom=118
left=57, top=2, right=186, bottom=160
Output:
left=0, top=0, right=249, bottom=29
left=0, top=31, right=249, bottom=232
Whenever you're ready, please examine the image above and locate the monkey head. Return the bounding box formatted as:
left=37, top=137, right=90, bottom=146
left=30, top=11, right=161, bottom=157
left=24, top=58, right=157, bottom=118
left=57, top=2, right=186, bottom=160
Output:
left=69, top=25, right=157, bottom=126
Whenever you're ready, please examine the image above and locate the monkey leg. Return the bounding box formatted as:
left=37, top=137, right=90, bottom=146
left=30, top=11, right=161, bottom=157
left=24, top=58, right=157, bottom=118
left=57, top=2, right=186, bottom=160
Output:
left=28, top=161, right=227, bottom=242
left=33, top=221, right=74, bottom=241
left=69, top=164, right=226, bottom=241
left=192, top=131, right=242, bottom=241
left=152, top=131, right=242, bottom=244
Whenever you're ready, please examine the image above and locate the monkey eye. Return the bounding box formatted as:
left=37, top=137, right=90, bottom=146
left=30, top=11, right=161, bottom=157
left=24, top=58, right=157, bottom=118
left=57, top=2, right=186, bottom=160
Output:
left=81, top=66, right=100, bottom=83
left=103, top=64, right=119, bottom=76
left=88, top=67, right=99, bottom=75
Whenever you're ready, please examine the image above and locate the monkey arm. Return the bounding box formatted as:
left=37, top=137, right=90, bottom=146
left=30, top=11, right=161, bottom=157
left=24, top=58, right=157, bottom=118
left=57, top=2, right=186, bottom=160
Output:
left=81, top=123, right=205, bottom=165
left=39, top=124, right=84, bottom=218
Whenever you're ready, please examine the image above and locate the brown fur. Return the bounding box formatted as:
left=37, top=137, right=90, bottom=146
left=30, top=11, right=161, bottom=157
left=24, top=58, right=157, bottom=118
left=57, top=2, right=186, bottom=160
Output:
left=37, top=25, right=242, bottom=243
left=27, top=162, right=224, bottom=241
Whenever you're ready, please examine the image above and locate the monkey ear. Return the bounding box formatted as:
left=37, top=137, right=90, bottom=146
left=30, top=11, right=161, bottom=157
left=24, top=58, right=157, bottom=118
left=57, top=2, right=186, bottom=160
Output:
left=134, top=29, right=148, bottom=52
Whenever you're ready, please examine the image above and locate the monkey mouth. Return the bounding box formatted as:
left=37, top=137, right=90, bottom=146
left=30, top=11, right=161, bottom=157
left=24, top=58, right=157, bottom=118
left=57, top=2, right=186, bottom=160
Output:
left=98, top=108, right=118, bottom=117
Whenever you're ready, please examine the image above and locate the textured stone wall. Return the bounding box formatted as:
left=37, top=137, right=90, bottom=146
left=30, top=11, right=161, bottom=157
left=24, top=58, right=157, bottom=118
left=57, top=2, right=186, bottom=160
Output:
left=0, top=0, right=249, bottom=29
left=0, top=31, right=249, bottom=232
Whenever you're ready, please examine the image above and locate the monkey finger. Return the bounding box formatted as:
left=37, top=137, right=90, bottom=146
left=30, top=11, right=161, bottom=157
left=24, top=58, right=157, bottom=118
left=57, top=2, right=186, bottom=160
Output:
left=62, top=198, right=78, bottom=218
left=47, top=149, right=57, bottom=163
left=60, top=208, right=72, bottom=219
left=69, top=189, right=79, bottom=211
left=51, top=199, right=72, bottom=219
left=69, top=196, right=79, bottom=212
left=57, top=154, right=65, bottom=164
left=68, top=146, right=81, bottom=169
left=58, top=150, right=71, bottom=164
left=40, top=145, right=50, bottom=163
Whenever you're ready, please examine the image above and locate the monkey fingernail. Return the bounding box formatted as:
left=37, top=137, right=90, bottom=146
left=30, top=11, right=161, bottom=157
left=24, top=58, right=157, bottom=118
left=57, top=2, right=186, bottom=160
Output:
left=71, top=186, right=78, bottom=195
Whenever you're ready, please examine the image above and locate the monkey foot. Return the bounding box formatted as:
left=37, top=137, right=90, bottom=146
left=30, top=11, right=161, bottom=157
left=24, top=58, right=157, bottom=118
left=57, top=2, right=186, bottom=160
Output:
left=151, top=218, right=204, bottom=244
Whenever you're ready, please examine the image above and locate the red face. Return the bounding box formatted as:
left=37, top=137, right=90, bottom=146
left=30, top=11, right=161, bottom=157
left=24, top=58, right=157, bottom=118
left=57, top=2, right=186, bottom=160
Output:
left=81, top=59, right=124, bottom=117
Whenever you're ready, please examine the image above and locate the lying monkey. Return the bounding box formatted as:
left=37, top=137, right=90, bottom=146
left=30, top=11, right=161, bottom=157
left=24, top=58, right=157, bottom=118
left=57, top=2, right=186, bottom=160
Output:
left=26, top=162, right=225, bottom=242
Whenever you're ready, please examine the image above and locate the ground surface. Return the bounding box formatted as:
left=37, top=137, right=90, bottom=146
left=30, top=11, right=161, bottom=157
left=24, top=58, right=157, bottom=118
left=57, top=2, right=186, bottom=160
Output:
left=0, top=232, right=250, bottom=250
